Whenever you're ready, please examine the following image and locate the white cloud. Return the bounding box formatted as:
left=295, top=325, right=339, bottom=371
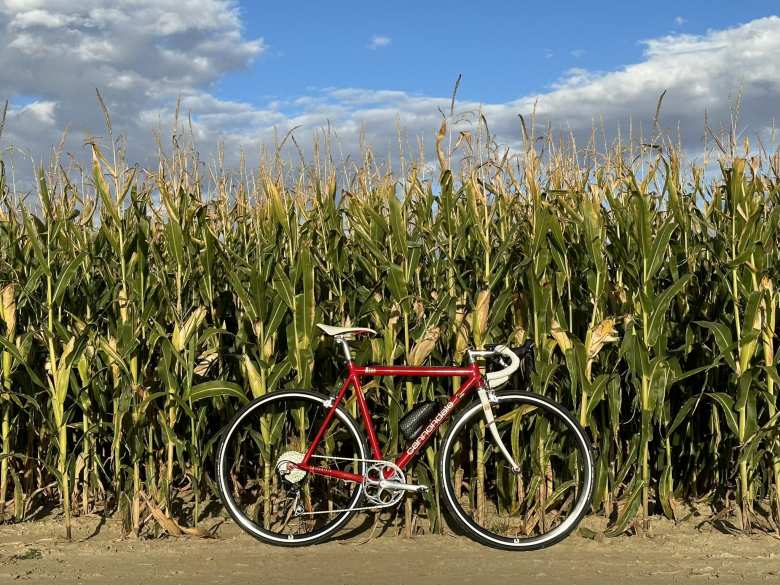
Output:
left=368, top=35, right=391, bottom=50
left=515, top=16, right=780, bottom=146
left=12, top=100, right=57, bottom=126
left=0, top=0, right=264, bottom=169
left=570, top=49, right=586, bottom=58
left=0, top=6, right=778, bottom=181
left=550, top=68, right=601, bottom=90
left=674, top=16, right=686, bottom=27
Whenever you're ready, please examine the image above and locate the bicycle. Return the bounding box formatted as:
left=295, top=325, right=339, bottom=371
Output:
left=216, top=324, right=594, bottom=550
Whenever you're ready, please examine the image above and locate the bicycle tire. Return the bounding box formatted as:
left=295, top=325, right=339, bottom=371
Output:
left=438, top=390, right=594, bottom=550
left=216, top=389, right=368, bottom=546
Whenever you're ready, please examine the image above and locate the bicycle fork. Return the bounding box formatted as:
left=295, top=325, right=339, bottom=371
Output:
left=476, top=385, right=521, bottom=473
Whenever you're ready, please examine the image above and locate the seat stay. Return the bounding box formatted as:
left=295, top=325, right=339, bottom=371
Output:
left=300, top=373, right=357, bottom=466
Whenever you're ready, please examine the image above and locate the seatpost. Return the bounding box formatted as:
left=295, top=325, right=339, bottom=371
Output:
left=334, top=336, right=352, bottom=363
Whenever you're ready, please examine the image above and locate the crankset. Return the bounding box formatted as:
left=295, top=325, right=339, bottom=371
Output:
left=363, top=460, right=406, bottom=507
left=289, top=455, right=428, bottom=516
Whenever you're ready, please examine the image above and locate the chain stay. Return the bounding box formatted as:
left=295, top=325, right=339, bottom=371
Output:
left=291, top=455, right=408, bottom=516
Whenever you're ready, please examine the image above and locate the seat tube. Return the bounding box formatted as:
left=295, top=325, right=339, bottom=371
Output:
left=352, top=373, right=383, bottom=460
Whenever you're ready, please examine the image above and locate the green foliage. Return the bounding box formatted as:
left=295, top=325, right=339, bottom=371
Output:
left=0, top=125, right=778, bottom=538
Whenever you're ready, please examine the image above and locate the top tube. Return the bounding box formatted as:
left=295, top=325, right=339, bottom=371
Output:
left=350, top=363, right=477, bottom=378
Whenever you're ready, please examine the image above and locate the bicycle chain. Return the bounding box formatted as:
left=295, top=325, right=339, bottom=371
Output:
left=290, top=455, right=407, bottom=516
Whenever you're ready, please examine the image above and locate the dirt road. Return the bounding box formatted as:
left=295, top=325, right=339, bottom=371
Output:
left=0, top=514, right=777, bottom=584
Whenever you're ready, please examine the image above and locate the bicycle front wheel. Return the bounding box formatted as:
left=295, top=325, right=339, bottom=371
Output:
left=216, top=390, right=368, bottom=546
left=439, top=390, right=593, bottom=550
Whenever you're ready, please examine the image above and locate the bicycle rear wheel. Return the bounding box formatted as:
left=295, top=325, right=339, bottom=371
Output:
left=438, top=390, right=593, bottom=550
left=216, top=390, right=367, bottom=546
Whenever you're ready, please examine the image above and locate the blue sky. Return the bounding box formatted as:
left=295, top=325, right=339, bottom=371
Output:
left=0, top=1, right=778, bottom=174
left=218, top=1, right=778, bottom=105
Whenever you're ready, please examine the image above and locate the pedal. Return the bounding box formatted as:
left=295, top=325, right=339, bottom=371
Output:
left=378, top=480, right=428, bottom=493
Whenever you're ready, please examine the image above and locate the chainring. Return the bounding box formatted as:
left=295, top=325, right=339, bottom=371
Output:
left=363, top=460, right=406, bottom=507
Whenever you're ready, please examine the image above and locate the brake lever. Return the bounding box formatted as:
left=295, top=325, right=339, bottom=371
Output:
left=483, top=351, right=510, bottom=368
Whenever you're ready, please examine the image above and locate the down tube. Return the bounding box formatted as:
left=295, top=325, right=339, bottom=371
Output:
left=394, top=374, right=480, bottom=470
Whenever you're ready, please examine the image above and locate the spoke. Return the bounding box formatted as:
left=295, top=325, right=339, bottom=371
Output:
left=305, top=405, right=321, bottom=445
left=321, top=427, right=346, bottom=449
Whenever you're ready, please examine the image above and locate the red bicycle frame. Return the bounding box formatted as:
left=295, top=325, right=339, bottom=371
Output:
left=297, top=361, right=485, bottom=484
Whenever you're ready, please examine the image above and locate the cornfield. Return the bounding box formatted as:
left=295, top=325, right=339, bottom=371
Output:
left=0, top=107, right=779, bottom=541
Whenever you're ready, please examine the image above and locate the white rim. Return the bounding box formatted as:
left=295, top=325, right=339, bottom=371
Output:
left=441, top=393, right=593, bottom=548
left=217, top=392, right=366, bottom=544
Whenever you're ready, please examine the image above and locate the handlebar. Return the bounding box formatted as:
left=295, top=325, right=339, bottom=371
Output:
left=485, top=345, right=521, bottom=388
left=468, top=345, right=523, bottom=389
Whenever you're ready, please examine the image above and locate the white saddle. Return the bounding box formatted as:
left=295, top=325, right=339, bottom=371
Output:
left=316, top=324, right=376, bottom=339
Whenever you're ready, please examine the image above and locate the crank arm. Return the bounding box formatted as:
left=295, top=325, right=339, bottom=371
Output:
left=378, top=480, right=428, bottom=493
